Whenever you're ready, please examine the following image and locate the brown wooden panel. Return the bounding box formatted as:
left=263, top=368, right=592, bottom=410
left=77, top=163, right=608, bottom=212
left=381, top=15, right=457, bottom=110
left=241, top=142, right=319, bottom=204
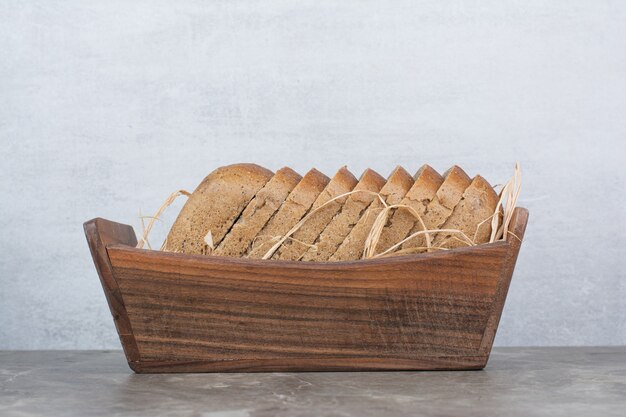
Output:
left=107, top=236, right=508, bottom=363
left=83, top=218, right=140, bottom=362
left=129, top=356, right=489, bottom=373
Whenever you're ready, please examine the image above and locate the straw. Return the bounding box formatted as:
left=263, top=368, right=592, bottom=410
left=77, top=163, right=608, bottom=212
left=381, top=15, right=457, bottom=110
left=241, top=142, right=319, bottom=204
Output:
left=490, top=162, right=522, bottom=242
left=362, top=203, right=430, bottom=259
left=364, top=162, right=521, bottom=258
left=136, top=190, right=191, bottom=249
left=260, top=189, right=384, bottom=260
left=373, top=228, right=475, bottom=258
left=138, top=163, right=521, bottom=260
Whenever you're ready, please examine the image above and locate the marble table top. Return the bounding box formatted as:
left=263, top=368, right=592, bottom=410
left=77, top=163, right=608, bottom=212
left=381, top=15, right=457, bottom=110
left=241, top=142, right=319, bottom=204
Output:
left=1, top=347, right=625, bottom=417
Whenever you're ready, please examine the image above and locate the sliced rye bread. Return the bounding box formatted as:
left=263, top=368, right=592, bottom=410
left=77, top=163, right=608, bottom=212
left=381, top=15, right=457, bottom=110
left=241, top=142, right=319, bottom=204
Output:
left=330, top=166, right=414, bottom=261
left=374, top=165, right=444, bottom=254
left=246, top=169, right=329, bottom=259
left=273, top=167, right=358, bottom=261
left=401, top=165, right=471, bottom=251
left=213, top=167, right=302, bottom=258
left=301, top=168, right=386, bottom=262
left=165, top=163, right=273, bottom=255
left=432, top=175, right=498, bottom=249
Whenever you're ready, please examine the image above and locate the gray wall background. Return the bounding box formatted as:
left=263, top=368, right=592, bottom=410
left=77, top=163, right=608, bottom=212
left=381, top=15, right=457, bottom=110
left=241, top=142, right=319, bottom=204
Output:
left=1, top=0, right=625, bottom=349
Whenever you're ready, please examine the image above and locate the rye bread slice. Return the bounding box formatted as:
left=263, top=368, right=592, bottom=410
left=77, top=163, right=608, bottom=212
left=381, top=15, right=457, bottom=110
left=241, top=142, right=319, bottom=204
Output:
left=432, top=175, right=498, bottom=249
left=374, top=165, right=444, bottom=254
left=401, top=165, right=471, bottom=251
left=330, top=166, right=414, bottom=261
left=301, top=168, right=386, bottom=262
left=213, top=167, right=302, bottom=258
left=274, top=167, right=358, bottom=261
left=246, top=168, right=329, bottom=259
left=165, top=163, right=273, bottom=255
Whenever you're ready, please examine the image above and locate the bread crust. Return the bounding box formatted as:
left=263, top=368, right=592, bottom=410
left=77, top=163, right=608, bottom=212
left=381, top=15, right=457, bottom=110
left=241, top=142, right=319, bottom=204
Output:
left=166, top=163, right=499, bottom=259
left=301, top=168, right=386, bottom=262
left=274, top=167, right=358, bottom=261
left=247, top=168, right=329, bottom=259
left=330, top=166, right=414, bottom=261
left=401, top=165, right=471, bottom=251
left=375, top=165, right=444, bottom=254
left=214, top=167, right=302, bottom=257
left=433, top=175, right=498, bottom=249
left=165, top=163, right=273, bottom=255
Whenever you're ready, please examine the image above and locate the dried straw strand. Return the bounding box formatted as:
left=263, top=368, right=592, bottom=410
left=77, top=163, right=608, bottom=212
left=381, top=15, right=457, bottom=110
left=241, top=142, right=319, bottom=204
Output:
left=138, top=163, right=521, bottom=261
left=490, top=162, right=522, bottom=243
left=362, top=203, right=430, bottom=259
left=260, top=189, right=384, bottom=260
left=374, top=245, right=451, bottom=257
left=374, top=228, right=475, bottom=258
left=366, top=163, right=521, bottom=258
left=136, top=189, right=191, bottom=250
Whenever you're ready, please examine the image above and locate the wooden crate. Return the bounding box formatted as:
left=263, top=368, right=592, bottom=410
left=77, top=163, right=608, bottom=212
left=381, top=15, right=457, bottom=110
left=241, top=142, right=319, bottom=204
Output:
left=84, top=208, right=528, bottom=373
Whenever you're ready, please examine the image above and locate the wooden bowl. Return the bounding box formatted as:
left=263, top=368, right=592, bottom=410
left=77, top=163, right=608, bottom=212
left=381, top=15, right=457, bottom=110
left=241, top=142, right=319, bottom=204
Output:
left=84, top=207, right=528, bottom=373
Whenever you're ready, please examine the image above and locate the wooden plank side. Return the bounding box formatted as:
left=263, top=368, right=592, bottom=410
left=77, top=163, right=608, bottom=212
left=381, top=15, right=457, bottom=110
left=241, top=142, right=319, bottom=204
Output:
left=108, top=242, right=510, bottom=366
left=479, top=207, right=529, bottom=355
left=83, top=218, right=141, bottom=363
left=131, top=356, right=488, bottom=373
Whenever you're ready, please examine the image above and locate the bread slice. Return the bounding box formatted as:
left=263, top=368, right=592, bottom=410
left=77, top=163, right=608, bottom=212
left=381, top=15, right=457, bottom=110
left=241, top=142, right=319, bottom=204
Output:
left=301, top=168, right=386, bottom=262
left=246, top=169, right=329, bottom=259
left=401, top=165, right=471, bottom=251
left=432, top=175, right=498, bottom=249
left=330, top=166, right=414, bottom=261
left=213, top=167, right=302, bottom=258
left=274, top=167, right=358, bottom=261
left=374, top=165, right=444, bottom=254
left=165, top=164, right=273, bottom=255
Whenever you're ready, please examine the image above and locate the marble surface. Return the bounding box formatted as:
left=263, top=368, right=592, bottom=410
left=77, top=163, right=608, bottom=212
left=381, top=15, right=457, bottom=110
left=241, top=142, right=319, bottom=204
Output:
left=1, top=347, right=625, bottom=417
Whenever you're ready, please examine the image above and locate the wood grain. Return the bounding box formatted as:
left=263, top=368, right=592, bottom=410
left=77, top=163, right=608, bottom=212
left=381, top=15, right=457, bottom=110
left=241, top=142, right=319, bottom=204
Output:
left=83, top=218, right=140, bottom=363
left=84, top=208, right=528, bottom=373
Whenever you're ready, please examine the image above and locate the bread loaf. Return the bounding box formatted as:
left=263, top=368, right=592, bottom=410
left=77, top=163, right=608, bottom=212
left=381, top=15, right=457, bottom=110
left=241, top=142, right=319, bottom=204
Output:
left=330, top=166, right=414, bottom=261
left=301, top=168, right=386, bottom=262
left=165, top=164, right=273, bottom=255
left=274, top=167, right=358, bottom=261
left=162, top=163, right=510, bottom=261
left=214, top=167, right=302, bottom=257
left=247, top=169, right=329, bottom=259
